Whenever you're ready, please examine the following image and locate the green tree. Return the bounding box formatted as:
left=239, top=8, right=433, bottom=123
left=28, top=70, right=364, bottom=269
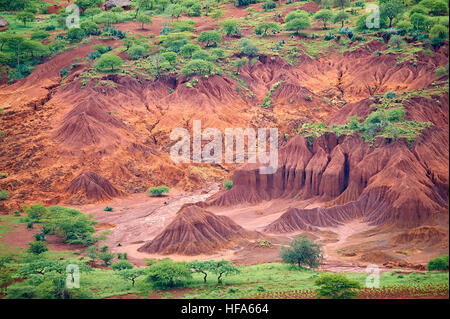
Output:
left=333, top=10, right=350, bottom=28
left=221, top=19, right=241, bottom=37
left=188, top=260, right=213, bottom=283
left=410, top=13, right=432, bottom=31
left=285, top=11, right=311, bottom=34
left=16, top=11, right=35, bottom=26
left=315, top=274, right=361, bottom=299
left=314, top=9, right=334, bottom=29
left=280, top=235, right=323, bottom=268
left=198, top=30, right=222, bottom=47
left=430, top=24, right=449, bottom=40
left=75, top=0, right=103, bottom=13
left=80, top=21, right=100, bottom=35
left=96, top=54, right=123, bottom=72
left=146, top=259, right=192, bottom=289
left=136, top=13, right=153, bottom=30
left=208, top=260, right=239, bottom=284
left=67, top=28, right=85, bottom=43
left=380, top=0, right=406, bottom=27
left=118, top=268, right=145, bottom=286
left=223, top=180, right=233, bottom=190
left=255, top=22, right=281, bottom=36
left=98, top=251, right=115, bottom=266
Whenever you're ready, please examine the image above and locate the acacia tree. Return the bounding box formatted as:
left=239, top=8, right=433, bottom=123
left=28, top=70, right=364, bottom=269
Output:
left=198, top=30, right=222, bottom=47
left=188, top=260, right=214, bottom=283
left=313, top=9, right=334, bottom=29
left=255, top=22, right=281, bottom=36
left=96, top=54, right=123, bottom=72
left=208, top=260, right=240, bottom=284
left=333, top=10, right=350, bottom=28
left=118, top=269, right=146, bottom=286
left=380, top=0, right=405, bottom=27
left=280, top=235, right=323, bottom=268
left=16, top=11, right=35, bottom=26
left=136, top=13, right=153, bottom=30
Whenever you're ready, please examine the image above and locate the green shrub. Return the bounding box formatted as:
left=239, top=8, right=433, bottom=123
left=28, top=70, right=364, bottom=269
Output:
left=239, top=38, right=259, bottom=56
left=223, top=180, right=233, bottom=190
left=104, top=206, right=113, bottom=212
left=80, top=21, right=100, bottom=35
left=67, top=28, right=85, bottom=43
left=30, top=31, right=50, bottom=41
left=198, top=30, right=222, bottom=47
left=146, top=259, right=192, bottom=289
left=435, top=64, right=449, bottom=77
left=180, top=43, right=201, bottom=57
left=147, top=186, right=170, bottom=197
left=315, top=274, right=361, bottom=299
left=427, top=254, right=449, bottom=271
left=430, top=24, right=449, bottom=40
left=60, top=67, right=68, bottom=78
left=221, top=19, right=241, bottom=37
left=111, top=260, right=134, bottom=271
left=98, top=252, right=115, bottom=266
left=27, top=241, right=48, bottom=254
left=0, top=173, right=7, bottom=179
left=0, top=189, right=9, bottom=200
left=181, top=59, right=216, bottom=76
left=280, top=235, right=323, bottom=269
left=418, top=0, right=448, bottom=15
left=262, top=1, right=276, bottom=10
left=162, top=51, right=177, bottom=64
left=191, top=50, right=215, bottom=62
left=128, top=45, right=147, bottom=60
left=255, top=22, right=281, bottom=36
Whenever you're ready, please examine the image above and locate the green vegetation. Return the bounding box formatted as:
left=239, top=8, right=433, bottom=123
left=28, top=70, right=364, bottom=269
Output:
left=299, top=91, right=433, bottom=145
left=280, top=235, right=324, bottom=269
left=95, top=54, right=123, bottom=72
left=0, top=189, right=9, bottom=200
left=23, top=204, right=97, bottom=246
left=146, top=259, right=192, bottom=289
left=427, top=254, right=449, bottom=271
left=315, top=274, right=361, bottom=299
left=104, top=206, right=113, bottom=212
left=262, top=81, right=283, bottom=107
left=223, top=180, right=233, bottom=190
left=147, top=186, right=170, bottom=197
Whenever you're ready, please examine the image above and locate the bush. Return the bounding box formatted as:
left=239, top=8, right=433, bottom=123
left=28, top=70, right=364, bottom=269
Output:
left=98, top=252, right=115, bottom=266
left=60, top=67, right=68, bottom=78
left=435, top=64, right=449, bottom=77
left=180, top=43, right=201, bottom=57
left=128, top=45, right=147, bottom=60
left=430, top=24, right=449, bottom=40
left=30, top=31, right=50, bottom=41
left=418, top=0, right=448, bottom=15
left=146, top=259, right=192, bottom=289
left=389, top=35, right=405, bottom=48
left=111, top=260, right=133, bottom=271
left=315, top=274, right=361, bottom=299
left=27, top=241, right=48, bottom=254
left=223, top=180, right=233, bottom=190
left=0, top=189, right=9, bottom=200
left=262, top=1, right=276, bottom=10
left=191, top=50, right=215, bottom=62
left=221, top=19, right=241, bottom=37
left=104, top=206, right=113, bottom=212
left=181, top=59, right=216, bottom=76
left=67, top=28, right=85, bottom=43
left=81, top=21, right=100, bottom=35
left=147, top=186, right=170, bottom=197
left=239, top=38, right=259, bottom=56
left=161, top=51, right=177, bottom=64
left=255, top=22, right=281, bottom=36
left=427, top=254, right=449, bottom=271
left=280, top=235, right=323, bottom=269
